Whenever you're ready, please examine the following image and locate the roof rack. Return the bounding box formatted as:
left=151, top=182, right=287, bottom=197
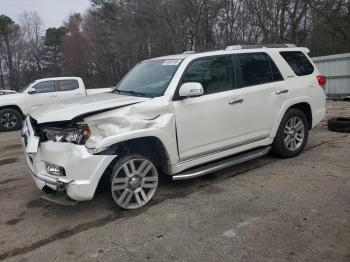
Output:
left=225, top=44, right=297, bottom=51
left=183, top=51, right=196, bottom=54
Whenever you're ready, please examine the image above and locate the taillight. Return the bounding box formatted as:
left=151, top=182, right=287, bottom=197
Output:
left=316, top=75, right=327, bottom=86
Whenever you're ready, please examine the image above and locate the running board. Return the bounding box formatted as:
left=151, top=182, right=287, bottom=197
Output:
left=172, top=146, right=271, bottom=181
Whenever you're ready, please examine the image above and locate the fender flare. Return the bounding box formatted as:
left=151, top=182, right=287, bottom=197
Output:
left=270, top=97, right=312, bottom=138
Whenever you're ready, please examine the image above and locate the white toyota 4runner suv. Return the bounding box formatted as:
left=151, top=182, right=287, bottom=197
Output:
left=22, top=44, right=326, bottom=209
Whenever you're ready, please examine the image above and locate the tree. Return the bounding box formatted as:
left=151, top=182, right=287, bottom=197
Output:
left=63, top=13, right=92, bottom=85
left=1, top=0, right=350, bottom=90
left=44, top=26, right=67, bottom=75
left=19, top=11, right=45, bottom=71
left=0, top=15, right=17, bottom=89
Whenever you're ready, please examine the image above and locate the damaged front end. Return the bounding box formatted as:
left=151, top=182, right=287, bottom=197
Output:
left=22, top=95, right=176, bottom=205
left=38, top=121, right=91, bottom=145
left=22, top=116, right=116, bottom=203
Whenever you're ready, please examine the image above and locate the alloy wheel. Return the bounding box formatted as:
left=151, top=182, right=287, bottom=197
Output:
left=283, top=116, right=305, bottom=151
left=111, top=157, right=158, bottom=209
left=0, top=113, right=17, bottom=129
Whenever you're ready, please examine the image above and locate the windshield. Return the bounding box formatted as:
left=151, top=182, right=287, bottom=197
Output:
left=113, top=59, right=182, bottom=97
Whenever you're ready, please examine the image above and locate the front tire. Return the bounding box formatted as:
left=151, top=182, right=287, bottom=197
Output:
left=0, top=108, right=23, bottom=132
left=271, top=108, right=309, bottom=158
left=110, top=154, right=159, bottom=209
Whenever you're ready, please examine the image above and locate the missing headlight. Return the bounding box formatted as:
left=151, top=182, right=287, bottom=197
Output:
left=43, top=124, right=91, bottom=145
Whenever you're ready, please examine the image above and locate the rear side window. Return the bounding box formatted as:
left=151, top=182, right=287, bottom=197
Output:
left=280, top=51, right=314, bottom=76
left=58, top=80, right=79, bottom=91
left=237, top=53, right=283, bottom=87
left=33, top=81, right=55, bottom=93
left=181, top=56, right=234, bottom=95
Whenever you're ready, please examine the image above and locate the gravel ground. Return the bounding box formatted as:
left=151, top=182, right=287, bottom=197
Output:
left=0, top=100, right=349, bottom=262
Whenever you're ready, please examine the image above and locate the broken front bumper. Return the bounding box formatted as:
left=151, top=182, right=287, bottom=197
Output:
left=22, top=117, right=116, bottom=202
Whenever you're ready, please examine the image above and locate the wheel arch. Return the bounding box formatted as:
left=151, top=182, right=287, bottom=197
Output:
left=271, top=100, right=313, bottom=138
left=112, top=136, right=172, bottom=176
left=0, top=105, right=25, bottom=118
left=94, top=136, right=172, bottom=196
left=288, top=102, right=312, bottom=129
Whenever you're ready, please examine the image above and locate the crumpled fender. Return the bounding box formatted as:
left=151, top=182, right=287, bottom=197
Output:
left=84, top=98, right=179, bottom=164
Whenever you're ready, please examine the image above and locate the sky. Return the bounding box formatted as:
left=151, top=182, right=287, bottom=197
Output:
left=0, top=0, right=91, bottom=28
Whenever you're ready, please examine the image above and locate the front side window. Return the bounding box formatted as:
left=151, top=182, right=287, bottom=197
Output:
left=181, top=56, right=233, bottom=95
left=32, top=81, right=55, bottom=93
left=59, top=80, right=79, bottom=91
left=280, top=51, right=314, bottom=76
left=237, top=53, right=283, bottom=87
left=114, top=59, right=181, bottom=97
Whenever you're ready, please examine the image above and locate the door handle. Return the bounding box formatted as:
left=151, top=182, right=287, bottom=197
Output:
left=275, top=89, right=289, bottom=95
left=228, top=98, right=244, bottom=105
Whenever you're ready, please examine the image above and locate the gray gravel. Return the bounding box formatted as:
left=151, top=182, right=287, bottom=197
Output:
left=0, top=100, right=349, bottom=262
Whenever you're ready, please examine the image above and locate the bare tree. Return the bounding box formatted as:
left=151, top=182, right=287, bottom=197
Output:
left=19, top=11, right=45, bottom=71
left=1, top=0, right=350, bottom=89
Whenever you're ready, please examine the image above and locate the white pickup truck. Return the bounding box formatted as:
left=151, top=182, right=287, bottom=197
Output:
left=0, top=77, right=111, bottom=131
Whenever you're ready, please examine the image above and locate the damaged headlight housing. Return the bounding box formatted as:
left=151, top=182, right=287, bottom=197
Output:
left=43, top=125, right=91, bottom=145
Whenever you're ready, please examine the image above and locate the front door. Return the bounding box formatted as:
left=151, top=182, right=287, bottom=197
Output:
left=26, top=80, right=59, bottom=110
left=173, top=56, right=247, bottom=161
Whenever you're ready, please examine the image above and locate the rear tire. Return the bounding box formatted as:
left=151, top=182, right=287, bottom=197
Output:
left=271, top=108, right=309, bottom=158
left=0, top=108, right=23, bottom=132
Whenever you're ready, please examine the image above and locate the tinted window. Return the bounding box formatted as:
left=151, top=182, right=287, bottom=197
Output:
left=182, top=56, right=233, bottom=95
left=237, top=53, right=283, bottom=87
left=59, top=80, right=79, bottom=91
left=280, top=51, right=314, bottom=76
left=33, top=81, right=55, bottom=93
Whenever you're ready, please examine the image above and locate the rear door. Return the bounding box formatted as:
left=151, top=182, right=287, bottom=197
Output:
left=233, top=52, right=288, bottom=140
left=57, top=79, right=83, bottom=101
left=26, top=80, right=59, bottom=109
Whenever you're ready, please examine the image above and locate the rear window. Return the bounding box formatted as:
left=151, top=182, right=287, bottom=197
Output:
left=280, top=51, right=314, bottom=76
left=58, top=80, right=79, bottom=91
left=237, top=53, right=283, bottom=87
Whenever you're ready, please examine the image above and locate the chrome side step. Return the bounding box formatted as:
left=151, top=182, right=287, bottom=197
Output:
left=172, top=146, right=271, bottom=181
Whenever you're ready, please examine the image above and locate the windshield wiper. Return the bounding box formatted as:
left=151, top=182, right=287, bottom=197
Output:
left=115, top=90, right=149, bottom=97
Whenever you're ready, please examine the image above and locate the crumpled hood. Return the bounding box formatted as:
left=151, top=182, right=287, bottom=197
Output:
left=30, top=92, right=150, bottom=124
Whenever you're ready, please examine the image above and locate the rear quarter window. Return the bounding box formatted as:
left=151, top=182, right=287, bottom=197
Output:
left=280, top=51, right=314, bottom=76
left=236, top=53, right=283, bottom=87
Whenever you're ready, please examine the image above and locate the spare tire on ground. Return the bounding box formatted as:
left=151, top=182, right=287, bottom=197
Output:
left=328, top=117, right=350, bottom=133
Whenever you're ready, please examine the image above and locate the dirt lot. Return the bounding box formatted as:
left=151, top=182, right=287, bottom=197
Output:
left=0, top=101, right=349, bottom=262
